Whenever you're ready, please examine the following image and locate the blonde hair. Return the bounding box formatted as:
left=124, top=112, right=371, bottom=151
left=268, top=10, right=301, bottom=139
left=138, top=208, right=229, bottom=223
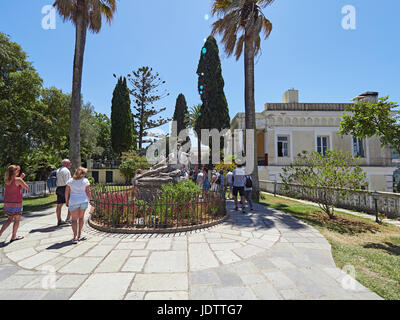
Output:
left=73, top=167, right=87, bottom=180
left=4, top=165, right=20, bottom=185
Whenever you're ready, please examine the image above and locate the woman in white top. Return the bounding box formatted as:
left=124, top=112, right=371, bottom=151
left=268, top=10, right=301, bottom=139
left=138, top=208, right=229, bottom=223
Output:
left=65, top=167, right=92, bottom=244
left=196, top=170, right=204, bottom=189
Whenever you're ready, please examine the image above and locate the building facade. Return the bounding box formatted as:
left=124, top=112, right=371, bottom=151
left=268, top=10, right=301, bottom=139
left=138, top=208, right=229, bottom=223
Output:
left=231, top=89, right=395, bottom=192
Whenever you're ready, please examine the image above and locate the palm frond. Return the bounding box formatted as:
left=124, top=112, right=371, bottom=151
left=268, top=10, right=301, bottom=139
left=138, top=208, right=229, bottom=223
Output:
left=261, top=17, right=273, bottom=39
left=234, top=34, right=245, bottom=60
left=257, top=0, right=275, bottom=9
left=53, top=0, right=116, bottom=33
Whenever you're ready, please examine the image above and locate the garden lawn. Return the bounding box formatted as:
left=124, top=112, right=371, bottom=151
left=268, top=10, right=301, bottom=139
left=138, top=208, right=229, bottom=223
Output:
left=0, top=194, right=57, bottom=221
left=259, top=192, right=400, bottom=300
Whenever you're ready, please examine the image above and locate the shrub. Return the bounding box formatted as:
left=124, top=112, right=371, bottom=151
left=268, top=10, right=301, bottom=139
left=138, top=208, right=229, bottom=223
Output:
left=281, top=150, right=368, bottom=219
left=119, top=151, right=148, bottom=183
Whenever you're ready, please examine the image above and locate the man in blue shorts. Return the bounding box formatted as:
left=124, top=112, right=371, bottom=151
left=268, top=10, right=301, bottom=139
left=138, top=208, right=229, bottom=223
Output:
left=232, top=165, right=246, bottom=213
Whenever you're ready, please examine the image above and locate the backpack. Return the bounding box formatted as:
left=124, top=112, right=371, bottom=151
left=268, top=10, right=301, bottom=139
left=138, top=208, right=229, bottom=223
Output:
left=245, top=176, right=253, bottom=188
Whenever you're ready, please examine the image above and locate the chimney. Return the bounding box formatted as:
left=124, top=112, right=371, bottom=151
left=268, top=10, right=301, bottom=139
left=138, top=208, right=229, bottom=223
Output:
left=351, top=91, right=379, bottom=104
left=283, top=89, right=299, bottom=103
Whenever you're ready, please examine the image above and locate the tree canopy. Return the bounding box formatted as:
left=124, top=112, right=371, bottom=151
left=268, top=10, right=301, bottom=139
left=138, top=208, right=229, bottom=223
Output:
left=127, top=66, right=171, bottom=152
left=111, top=76, right=134, bottom=155
left=0, top=33, right=114, bottom=180
left=339, top=97, right=400, bottom=154
left=281, top=150, right=368, bottom=219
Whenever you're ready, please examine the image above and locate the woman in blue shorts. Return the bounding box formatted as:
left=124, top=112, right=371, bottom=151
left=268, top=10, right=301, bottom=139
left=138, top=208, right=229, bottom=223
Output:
left=0, top=165, right=29, bottom=243
left=65, top=167, right=92, bottom=244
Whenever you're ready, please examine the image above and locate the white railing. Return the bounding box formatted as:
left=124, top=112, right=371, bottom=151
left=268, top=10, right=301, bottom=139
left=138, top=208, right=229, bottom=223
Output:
left=259, top=180, right=400, bottom=219
left=0, top=181, right=56, bottom=202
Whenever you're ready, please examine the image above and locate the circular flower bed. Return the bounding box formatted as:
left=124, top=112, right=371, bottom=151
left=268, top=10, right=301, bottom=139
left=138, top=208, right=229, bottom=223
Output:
left=88, top=181, right=227, bottom=233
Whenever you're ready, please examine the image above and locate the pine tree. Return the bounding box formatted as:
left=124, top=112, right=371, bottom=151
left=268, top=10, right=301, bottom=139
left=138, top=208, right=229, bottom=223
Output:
left=196, top=36, right=231, bottom=163
left=128, top=66, right=170, bottom=152
left=111, top=76, right=133, bottom=155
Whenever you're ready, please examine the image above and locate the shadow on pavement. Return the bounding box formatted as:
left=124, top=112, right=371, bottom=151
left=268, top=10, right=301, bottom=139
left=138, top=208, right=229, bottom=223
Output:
left=29, top=225, right=68, bottom=234
left=225, top=200, right=308, bottom=231
left=46, top=240, right=75, bottom=250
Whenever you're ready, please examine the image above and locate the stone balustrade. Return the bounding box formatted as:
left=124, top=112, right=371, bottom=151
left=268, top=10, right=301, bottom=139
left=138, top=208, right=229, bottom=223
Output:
left=259, top=180, right=400, bottom=219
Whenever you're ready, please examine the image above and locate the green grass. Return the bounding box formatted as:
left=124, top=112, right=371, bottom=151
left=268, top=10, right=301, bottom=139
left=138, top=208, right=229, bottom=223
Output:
left=0, top=194, right=57, bottom=221
left=259, top=192, right=400, bottom=300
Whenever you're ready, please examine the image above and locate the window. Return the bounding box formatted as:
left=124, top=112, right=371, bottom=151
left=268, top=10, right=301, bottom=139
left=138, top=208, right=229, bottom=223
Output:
left=317, top=136, right=329, bottom=156
left=106, top=171, right=113, bottom=183
left=277, top=136, right=289, bottom=157
left=353, top=137, right=365, bottom=158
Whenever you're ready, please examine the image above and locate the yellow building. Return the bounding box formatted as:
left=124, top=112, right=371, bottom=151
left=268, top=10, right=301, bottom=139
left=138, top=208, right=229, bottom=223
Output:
left=231, top=90, right=396, bottom=192
left=86, top=159, right=127, bottom=184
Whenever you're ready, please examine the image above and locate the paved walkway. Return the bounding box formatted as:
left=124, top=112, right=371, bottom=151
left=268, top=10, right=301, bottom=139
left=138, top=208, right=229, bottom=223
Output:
left=0, top=201, right=382, bottom=300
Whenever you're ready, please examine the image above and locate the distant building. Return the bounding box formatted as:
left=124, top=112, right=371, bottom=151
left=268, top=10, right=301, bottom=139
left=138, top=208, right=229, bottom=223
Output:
left=86, top=159, right=126, bottom=184
left=231, top=89, right=396, bottom=192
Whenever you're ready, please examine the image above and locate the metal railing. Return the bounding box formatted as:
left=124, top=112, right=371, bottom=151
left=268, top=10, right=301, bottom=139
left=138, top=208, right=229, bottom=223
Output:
left=259, top=180, right=400, bottom=219
left=0, top=181, right=56, bottom=202
left=90, top=185, right=226, bottom=230
left=90, top=160, right=122, bottom=170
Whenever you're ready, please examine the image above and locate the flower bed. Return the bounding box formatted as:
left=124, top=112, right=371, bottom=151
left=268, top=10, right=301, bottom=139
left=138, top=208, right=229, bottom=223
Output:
left=89, top=181, right=226, bottom=233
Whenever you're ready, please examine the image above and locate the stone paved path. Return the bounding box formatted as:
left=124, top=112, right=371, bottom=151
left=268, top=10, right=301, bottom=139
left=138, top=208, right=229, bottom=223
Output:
left=0, top=200, right=382, bottom=300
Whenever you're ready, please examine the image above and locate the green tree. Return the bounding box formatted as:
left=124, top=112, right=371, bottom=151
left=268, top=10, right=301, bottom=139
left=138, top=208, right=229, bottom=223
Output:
left=22, top=146, right=62, bottom=181
left=111, top=77, right=134, bottom=155
left=197, top=36, right=231, bottom=165
left=54, top=0, right=117, bottom=171
left=211, top=0, right=274, bottom=198
left=339, top=97, right=400, bottom=154
left=119, top=151, right=149, bottom=183
left=197, top=36, right=230, bottom=131
left=94, top=112, right=115, bottom=160
left=38, top=87, right=71, bottom=157
left=0, top=33, right=44, bottom=167
left=127, top=66, right=171, bottom=152
left=172, top=94, right=190, bottom=137
left=188, top=104, right=203, bottom=165
left=80, top=102, right=103, bottom=164
left=280, top=150, right=368, bottom=219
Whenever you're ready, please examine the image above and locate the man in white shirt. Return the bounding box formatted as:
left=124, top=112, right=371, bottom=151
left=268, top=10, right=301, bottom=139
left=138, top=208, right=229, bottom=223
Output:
left=232, top=165, right=246, bottom=213
left=55, top=159, right=72, bottom=226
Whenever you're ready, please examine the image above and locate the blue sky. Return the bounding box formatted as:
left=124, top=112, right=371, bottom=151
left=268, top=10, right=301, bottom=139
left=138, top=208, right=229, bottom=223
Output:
left=1, top=0, right=399, bottom=136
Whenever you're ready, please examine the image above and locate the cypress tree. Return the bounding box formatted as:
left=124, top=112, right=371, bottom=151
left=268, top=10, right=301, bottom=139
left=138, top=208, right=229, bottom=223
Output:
left=172, top=93, right=190, bottom=137
left=111, top=77, right=133, bottom=155
left=196, top=36, right=231, bottom=163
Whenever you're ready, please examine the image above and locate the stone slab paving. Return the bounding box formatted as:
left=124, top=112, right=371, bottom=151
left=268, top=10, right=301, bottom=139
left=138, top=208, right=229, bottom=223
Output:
left=0, top=201, right=383, bottom=300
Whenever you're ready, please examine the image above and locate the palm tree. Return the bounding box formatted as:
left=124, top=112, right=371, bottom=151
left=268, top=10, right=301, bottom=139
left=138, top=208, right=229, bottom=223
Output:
left=53, top=0, right=117, bottom=170
left=211, top=0, right=273, bottom=198
left=188, top=104, right=203, bottom=167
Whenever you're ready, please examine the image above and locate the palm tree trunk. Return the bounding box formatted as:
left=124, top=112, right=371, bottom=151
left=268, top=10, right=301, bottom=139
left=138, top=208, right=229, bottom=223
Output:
left=69, top=0, right=87, bottom=171
left=244, top=33, right=260, bottom=200
left=197, top=129, right=201, bottom=166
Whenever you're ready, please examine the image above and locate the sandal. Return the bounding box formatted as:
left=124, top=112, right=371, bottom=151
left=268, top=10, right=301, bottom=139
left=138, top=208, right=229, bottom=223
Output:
left=10, top=236, right=24, bottom=243
left=72, top=238, right=78, bottom=244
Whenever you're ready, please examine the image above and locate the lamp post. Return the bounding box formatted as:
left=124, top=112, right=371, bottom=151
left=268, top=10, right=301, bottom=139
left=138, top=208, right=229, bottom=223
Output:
left=371, top=191, right=380, bottom=223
